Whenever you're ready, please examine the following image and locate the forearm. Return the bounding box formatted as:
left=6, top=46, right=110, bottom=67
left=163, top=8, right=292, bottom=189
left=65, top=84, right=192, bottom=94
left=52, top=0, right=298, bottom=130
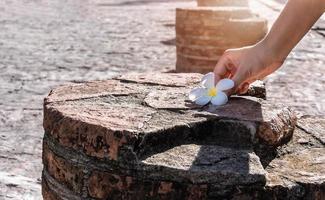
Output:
left=259, top=0, right=325, bottom=63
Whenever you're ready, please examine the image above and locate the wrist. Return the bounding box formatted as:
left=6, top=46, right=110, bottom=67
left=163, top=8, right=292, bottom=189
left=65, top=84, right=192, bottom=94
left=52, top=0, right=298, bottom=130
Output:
left=255, top=38, right=286, bottom=66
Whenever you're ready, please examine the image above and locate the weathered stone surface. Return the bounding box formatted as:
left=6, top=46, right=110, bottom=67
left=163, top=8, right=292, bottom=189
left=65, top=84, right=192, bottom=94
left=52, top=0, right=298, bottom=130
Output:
left=42, top=170, right=80, bottom=200
left=2, top=0, right=325, bottom=198
left=116, top=72, right=201, bottom=87
left=87, top=171, right=208, bottom=200
left=250, top=117, right=325, bottom=200
left=45, top=80, right=137, bottom=103
left=141, top=144, right=266, bottom=185
left=265, top=148, right=325, bottom=200
left=297, top=116, right=325, bottom=144
left=42, top=73, right=303, bottom=199
left=241, top=80, right=266, bottom=100
left=176, top=7, right=268, bottom=73
left=267, top=148, right=325, bottom=185
left=42, top=142, right=84, bottom=194
left=197, top=0, right=249, bottom=7
left=44, top=73, right=295, bottom=163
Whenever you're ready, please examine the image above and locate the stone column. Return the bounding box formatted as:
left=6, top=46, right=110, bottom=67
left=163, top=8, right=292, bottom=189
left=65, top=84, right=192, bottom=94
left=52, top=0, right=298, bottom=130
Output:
left=176, top=0, right=268, bottom=74
left=175, top=7, right=267, bottom=73
left=41, top=73, right=324, bottom=200
left=197, top=0, right=249, bottom=7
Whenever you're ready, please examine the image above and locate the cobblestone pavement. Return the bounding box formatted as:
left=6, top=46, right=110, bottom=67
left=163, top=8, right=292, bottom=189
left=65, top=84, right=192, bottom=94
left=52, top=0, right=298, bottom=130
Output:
left=0, top=0, right=324, bottom=199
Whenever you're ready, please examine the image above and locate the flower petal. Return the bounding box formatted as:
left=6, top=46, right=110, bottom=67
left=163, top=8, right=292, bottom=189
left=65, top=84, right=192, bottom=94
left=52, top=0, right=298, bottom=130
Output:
left=201, top=72, right=215, bottom=88
left=195, top=95, right=211, bottom=106
left=217, top=79, right=234, bottom=91
left=211, top=91, right=228, bottom=106
left=189, top=87, right=206, bottom=101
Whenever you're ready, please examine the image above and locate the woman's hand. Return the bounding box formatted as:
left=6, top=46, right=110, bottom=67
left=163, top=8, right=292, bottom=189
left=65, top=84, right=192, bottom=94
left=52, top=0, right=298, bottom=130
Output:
left=214, top=43, right=283, bottom=94
left=214, top=0, right=325, bottom=95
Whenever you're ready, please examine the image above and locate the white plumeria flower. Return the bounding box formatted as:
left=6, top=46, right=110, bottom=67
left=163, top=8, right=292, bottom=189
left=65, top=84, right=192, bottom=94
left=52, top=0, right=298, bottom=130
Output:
left=189, top=72, right=234, bottom=106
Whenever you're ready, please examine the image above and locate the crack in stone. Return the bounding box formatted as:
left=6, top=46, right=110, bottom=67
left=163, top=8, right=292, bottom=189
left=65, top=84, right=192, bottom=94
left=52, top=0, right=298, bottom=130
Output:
left=295, top=125, right=325, bottom=145
left=114, top=78, right=188, bottom=88
left=193, top=156, right=230, bottom=166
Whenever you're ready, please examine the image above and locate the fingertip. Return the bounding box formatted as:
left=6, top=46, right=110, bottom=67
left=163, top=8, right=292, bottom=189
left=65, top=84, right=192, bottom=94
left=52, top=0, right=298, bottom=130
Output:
left=231, top=70, right=247, bottom=94
left=238, top=82, right=250, bottom=94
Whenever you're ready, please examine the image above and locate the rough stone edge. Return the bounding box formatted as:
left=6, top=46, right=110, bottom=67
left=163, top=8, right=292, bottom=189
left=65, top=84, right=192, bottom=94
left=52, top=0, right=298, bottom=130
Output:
left=43, top=135, right=266, bottom=185
left=42, top=170, right=83, bottom=200
left=257, top=107, right=297, bottom=146
left=43, top=98, right=296, bottom=163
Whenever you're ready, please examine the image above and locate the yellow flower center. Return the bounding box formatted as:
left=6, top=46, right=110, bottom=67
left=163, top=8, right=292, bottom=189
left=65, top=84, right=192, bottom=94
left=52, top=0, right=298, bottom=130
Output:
left=208, top=88, right=217, bottom=97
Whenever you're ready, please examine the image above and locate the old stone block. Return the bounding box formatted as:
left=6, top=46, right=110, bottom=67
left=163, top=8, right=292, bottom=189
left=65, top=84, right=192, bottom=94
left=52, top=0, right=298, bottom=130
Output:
left=141, top=144, right=266, bottom=185
left=42, top=73, right=300, bottom=199
left=265, top=148, right=325, bottom=199
left=44, top=73, right=293, bottom=162
left=197, top=0, right=249, bottom=7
